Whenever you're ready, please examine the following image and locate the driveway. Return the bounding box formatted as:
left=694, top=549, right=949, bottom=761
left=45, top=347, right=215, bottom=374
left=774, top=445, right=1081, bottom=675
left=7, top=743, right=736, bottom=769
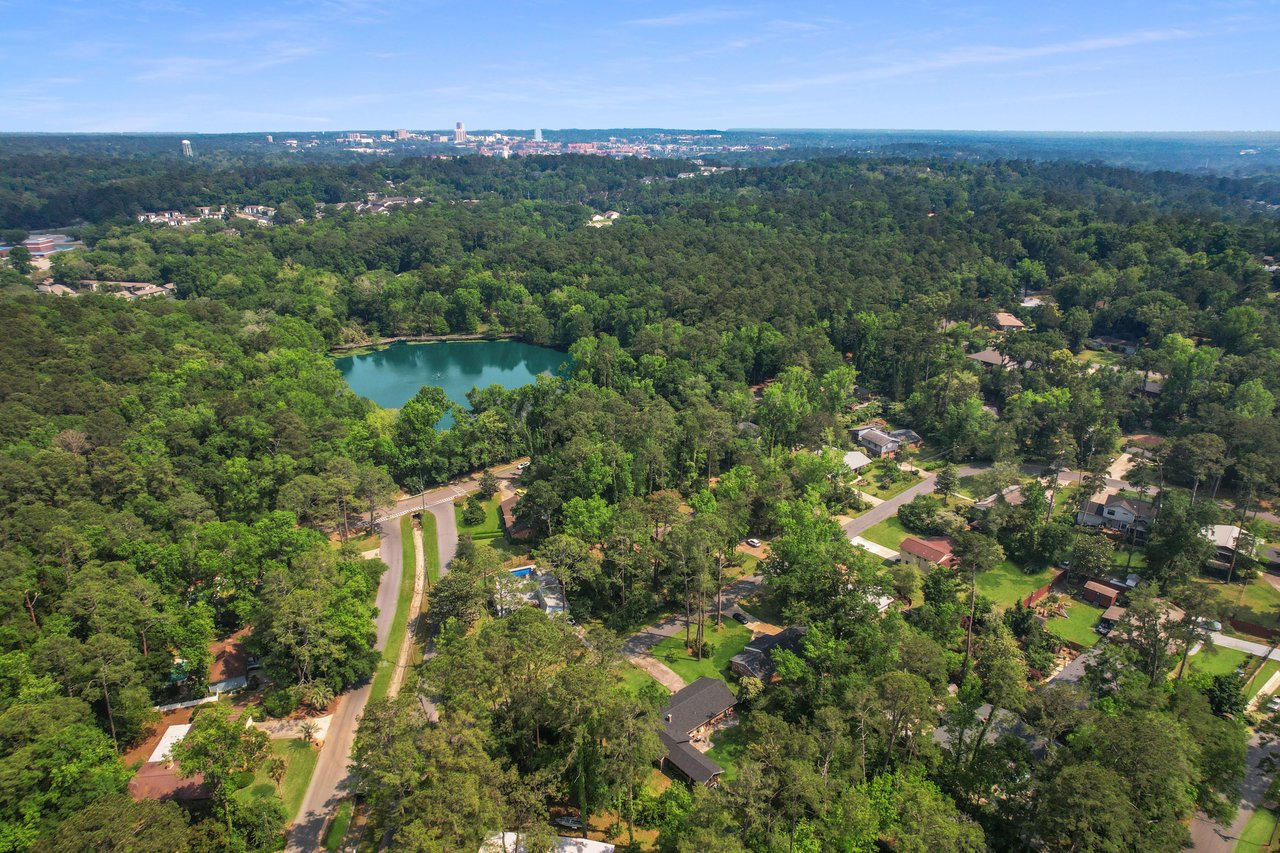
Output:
left=288, top=516, right=405, bottom=851
left=1211, top=633, right=1280, bottom=660
left=843, top=475, right=936, bottom=539
left=851, top=537, right=899, bottom=560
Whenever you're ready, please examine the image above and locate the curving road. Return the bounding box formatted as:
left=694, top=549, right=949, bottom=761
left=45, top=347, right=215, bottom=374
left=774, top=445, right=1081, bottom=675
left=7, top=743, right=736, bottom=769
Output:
left=288, top=515, right=404, bottom=852
left=286, top=461, right=521, bottom=851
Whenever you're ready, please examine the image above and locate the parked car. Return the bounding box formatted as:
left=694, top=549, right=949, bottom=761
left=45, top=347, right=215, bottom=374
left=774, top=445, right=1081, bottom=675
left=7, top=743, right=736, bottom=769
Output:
left=1266, top=696, right=1280, bottom=713
left=732, top=612, right=749, bottom=624
left=516, top=461, right=530, bottom=470
left=553, top=816, right=584, bottom=830
left=746, top=538, right=762, bottom=548
left=1197, top=618, right=1223, bottom=633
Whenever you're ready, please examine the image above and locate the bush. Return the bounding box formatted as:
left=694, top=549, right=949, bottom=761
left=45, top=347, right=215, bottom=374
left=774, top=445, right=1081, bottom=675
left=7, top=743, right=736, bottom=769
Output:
left=462, top=497, right=486, bottom=527
left=898, top=494, right=942, bottom=533
left=261, top=687, right=299, bottom=718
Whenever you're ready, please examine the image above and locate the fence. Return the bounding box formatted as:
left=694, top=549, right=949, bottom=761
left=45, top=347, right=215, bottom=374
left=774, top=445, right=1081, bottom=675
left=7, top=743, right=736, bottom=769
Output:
left=1024, top=570, right=1068, bottom=608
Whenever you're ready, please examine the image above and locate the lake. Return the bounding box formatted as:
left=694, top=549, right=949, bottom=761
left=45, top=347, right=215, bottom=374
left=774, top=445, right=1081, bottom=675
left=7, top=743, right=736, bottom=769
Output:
left=333, top=340, right=568, bottom=427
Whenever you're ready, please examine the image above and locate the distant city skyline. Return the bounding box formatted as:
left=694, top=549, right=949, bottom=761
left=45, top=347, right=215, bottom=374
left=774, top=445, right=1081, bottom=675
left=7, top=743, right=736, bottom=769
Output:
left=3, top=1, right=1277, bottom=133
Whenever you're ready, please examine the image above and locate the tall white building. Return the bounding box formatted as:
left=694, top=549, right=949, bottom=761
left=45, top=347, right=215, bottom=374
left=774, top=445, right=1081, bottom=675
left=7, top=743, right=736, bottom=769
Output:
left=454, top=121, right=467, bottom=144
left=181, top=139, right=193, bottom=157
left=534, top=128, right=543, bottom=142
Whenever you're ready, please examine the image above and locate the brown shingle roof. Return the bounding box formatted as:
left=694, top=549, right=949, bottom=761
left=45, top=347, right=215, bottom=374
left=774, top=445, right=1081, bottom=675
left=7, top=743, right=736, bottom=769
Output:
left=900, top=536, right=957, bottom=567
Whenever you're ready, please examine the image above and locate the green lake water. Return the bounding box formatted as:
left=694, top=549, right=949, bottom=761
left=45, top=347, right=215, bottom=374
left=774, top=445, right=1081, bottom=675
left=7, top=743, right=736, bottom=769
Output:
left=333, top=340, right=568, bottom=427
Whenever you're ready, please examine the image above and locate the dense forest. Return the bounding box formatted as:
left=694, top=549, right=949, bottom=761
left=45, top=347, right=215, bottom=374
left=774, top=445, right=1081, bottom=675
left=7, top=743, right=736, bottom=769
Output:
left=4, top=152, right=1280, bottom=851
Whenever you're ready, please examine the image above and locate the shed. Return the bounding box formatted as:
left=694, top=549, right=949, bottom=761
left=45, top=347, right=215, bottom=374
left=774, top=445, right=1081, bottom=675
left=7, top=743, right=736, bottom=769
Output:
left=1082, top=580, right=1120, bottom=608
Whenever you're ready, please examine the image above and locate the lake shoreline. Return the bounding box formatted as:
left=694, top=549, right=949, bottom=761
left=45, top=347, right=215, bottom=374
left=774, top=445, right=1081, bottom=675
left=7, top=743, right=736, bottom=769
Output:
left=329, top=331, right=520, bottom=356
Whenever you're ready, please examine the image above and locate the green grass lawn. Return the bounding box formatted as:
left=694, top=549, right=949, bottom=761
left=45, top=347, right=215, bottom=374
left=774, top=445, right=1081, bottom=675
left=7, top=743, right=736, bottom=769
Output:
left=652, top=621, right=753, bottom=684
left=1112, top=547, right=1147, bottom=571
left=455, top=495, right=503, bottom=539
left=861, top=516, right=913, bottom=551
left=975, top=561, right=1059, bottom=609
left=1202, top=577, right=1280, bottom=630
left=738, top=585, right=785, bottom=625
left=1236, top=806, right=1279, bottom=853
left=1248, top=659, right=1280, bottom=700
left=235, top=739, right=318, bottom=822
left=705, top=724, right=748, bottom=782
left=1184, top=645, right=1254, bottom=679
left=859, top=473, right=923, bottom=501
left=323, top=799, right=353, bottom=851
left=1045, top=600, right=1104, bottom=647
left=618, top=662, right=668, bottom=699
left=369, top=514, right=417, bottom=701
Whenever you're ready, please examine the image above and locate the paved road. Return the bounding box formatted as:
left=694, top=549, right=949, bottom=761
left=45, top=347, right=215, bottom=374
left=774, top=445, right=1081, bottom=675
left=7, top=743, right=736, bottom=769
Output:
left=1211, top=633, right=1280, bottom=660
left=843, top=474, right=937, bottom=539
left=288, top=516, right=404, bottom=852
left=1191, top=734, right=1280, bottom=852
left=288, top=462, right=518, bottom=850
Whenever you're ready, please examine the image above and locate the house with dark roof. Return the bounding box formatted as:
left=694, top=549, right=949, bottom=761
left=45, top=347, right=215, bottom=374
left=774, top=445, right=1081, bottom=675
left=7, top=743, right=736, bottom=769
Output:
left=967, top=347, right=1020, bottom=370
left=855, top=427, right=900, bottom=457
left=1076, top=492, right=1157, bottom=544
left=888, top=428, right=922, bottom=448
left=899, top=536, right=959, bottom=570
left=658, top=678, right=736, bottom=786
left=499, top=495, right=531, bottom=540
left=729, top=626, right=807, bottom=682
left=975, top=484, right=1025, bottom=512
left=932, top=703, right=1050, bottom=762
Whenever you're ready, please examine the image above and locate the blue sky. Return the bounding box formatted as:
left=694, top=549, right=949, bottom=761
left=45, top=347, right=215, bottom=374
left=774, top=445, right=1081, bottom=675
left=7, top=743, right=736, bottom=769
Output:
left=3, top=0, right=1277, bottom=132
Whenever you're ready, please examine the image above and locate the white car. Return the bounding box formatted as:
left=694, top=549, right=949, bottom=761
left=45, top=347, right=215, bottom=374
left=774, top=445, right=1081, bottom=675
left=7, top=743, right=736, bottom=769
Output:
left=516, top=461, right=530, bottom=470
left=746, top=538, right=762, bottom=548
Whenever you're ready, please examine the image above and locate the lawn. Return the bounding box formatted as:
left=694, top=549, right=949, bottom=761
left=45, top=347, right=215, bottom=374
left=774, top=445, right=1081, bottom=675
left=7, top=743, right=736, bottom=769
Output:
left=1237, top=806, right=1279, bottom=853
left=455, top=495, right=503, bottom=540
left=1248, top=659, right=1280, bottom=700
left=705, top=724, right=748, bottom=782
left=1112, top=547, right=1147, bottom=571
left=652, top=621, right=753, bottom=684
left=975, top=561, right=1058, bottom=609
left=235, top=739, right=318, bottom=822
left=369, top=514, right=417, bottom=701
left=738, top=585, right=785, bottom=625
left=861, top=516, right=913, bottom=551
left=858, top=473, right=923, bottom=501
left=323, top=799, right=353, bottom=851
left=1184, top=645, right=1254, bottom=678
left=1045, top=600, right=1104, bottom=648
left=618, top=662, right=668, bottom=699
left=1202, top=577, right=1280, bottom=631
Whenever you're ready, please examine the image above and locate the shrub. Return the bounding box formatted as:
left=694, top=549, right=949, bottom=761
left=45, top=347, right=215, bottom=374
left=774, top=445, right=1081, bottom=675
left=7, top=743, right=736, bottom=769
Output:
left=462, top=498, right=486, bottom=527
left=261, top=687, right=299, bottom=718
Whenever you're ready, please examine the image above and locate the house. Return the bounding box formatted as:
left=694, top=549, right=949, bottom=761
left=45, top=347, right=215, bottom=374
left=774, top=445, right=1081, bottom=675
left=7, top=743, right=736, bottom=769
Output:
left=658, top=678, right=736, bottom=786
left=932, top=703, right=1050, bottom=762
left=35, top=283, right=76, bottom=297
left=967, top=347, right=1017, bottom=370
left=207, top=628, right=252, bottom=695
left=481, top=834, right=615, bottom=853
left=1205, top=524, right=1255, bottom=562
left=1082, top=580, right=1120, bottom=608
left=975, top=484, right=1025, bottom=512
left=128, top=724, right=211, bottom=802
left=993, top=311, right=1026, bottom=332
left=1075, top=493, right=1157, bottom=543
left=729, top=626, right=807, bottom=682
left=500, top=495, right=531, bottom=540
left=889, top=428, right=922, bottom=448
left=842, top=449, right=872, bottom=473
left=855, top=427, right=899, bottom=457
left=1092, top=336, right=1138, bottom=356
left=899, top=536, right=959, bottom=570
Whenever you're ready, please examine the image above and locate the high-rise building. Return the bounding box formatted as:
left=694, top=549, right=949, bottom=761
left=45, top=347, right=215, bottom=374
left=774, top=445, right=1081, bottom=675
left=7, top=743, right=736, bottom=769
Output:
left=265, top=134, right=273, bottom=143
left=395, top=129, right=409, bottom=140
left=454, top=122, right=467, bottom=144
left=181, top=139, right=193, bottom=157
left=534, top=128, right=543, bottom=142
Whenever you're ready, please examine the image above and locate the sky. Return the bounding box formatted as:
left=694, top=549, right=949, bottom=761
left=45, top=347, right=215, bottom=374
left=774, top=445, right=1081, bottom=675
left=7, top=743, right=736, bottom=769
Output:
left=3, top=0, right=1278, bottom=133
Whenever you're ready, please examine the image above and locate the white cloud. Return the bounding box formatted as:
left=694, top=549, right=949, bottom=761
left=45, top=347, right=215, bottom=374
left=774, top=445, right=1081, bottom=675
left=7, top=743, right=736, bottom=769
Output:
left=753, top=27, right=1196, bottom=92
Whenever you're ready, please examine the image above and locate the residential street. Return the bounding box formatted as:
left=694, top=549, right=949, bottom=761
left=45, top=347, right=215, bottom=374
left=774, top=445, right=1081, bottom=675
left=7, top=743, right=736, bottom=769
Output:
left=842, top=475, right=937, bottom=539
left=287, top=462, right=515, bottom=850
left=287, top=515, right=405, bottom=852
left=1191, top=735, right=1280, bottom=852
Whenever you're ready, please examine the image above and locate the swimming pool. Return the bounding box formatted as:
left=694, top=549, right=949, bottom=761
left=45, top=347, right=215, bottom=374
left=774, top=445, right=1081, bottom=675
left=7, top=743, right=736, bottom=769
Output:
left=510, top=565, right=535, bottom=578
